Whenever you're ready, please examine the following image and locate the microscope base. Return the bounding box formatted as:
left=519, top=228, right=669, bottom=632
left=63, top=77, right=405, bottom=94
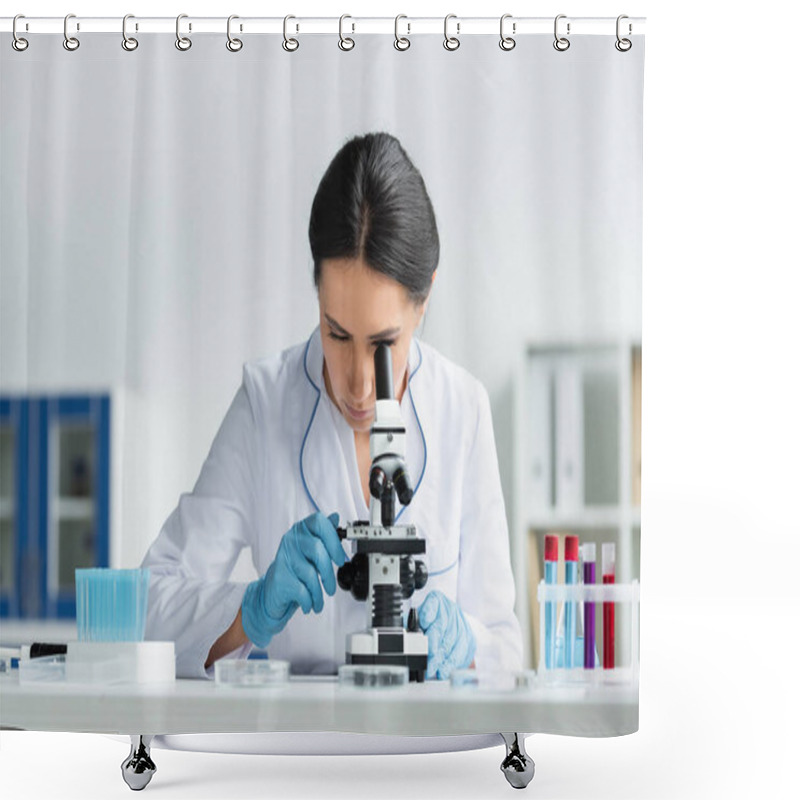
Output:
left=346, top=628, right=429, bottom=683
left=346, top=653, right=428, bottom=683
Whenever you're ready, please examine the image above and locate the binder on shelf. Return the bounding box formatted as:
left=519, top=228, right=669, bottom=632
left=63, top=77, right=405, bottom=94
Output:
left=631, top=347, right=642, bottom=507
left=525, top=355, right=552, bottom=517
left=554, top=359, right=584, bottom=512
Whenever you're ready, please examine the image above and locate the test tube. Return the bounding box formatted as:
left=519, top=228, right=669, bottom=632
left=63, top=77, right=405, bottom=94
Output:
left=582, top=543, right=596, bottom=670
left=564, top=535, right=579, bottom=668
left=602, top=543, right=616, bottom=670
left=544, top=534, right=559, bottom=670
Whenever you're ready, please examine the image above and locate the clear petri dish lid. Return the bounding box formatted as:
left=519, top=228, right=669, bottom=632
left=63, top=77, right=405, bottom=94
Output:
left=449, top=668, right=518, bottom=692
left=214, top=658, right=290, bottom=688
left=19, top=654, right=67, bottom=684
left=514, top=670, right=539, bottom=690
left=338, top=664, right=409, bottom=689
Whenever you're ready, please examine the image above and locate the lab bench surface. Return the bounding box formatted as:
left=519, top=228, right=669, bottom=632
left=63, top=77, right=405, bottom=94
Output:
left=0, top=672, right=637, bottom=738
left=1, top=672, right=637, bottom=791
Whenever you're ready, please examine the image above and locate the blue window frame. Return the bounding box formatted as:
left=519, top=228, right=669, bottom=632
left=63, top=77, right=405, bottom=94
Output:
left=0, top=394, right=110, bottom=619
left=0, top=398, right=28, bottom=618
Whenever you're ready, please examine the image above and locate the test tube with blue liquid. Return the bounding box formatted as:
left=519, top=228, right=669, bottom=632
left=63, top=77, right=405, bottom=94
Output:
left=544, top=534, right=558, bottom=669
left=564, top=535, right=579, bottom=668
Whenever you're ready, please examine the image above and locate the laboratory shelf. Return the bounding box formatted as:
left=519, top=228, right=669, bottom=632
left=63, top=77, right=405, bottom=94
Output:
left=526, top=507, right=641, bottom=531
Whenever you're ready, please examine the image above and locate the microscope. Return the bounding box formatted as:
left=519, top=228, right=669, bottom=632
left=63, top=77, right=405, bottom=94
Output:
left=336, top=343, right=429, bottom=682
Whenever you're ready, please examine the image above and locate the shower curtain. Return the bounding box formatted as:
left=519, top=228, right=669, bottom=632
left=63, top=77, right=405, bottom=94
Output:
left=0, top=17, right=644, bottom=758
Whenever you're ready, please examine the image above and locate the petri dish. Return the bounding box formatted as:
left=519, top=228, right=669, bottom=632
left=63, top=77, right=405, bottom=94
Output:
left=514, top=670, right=539, bottom=690
left=449, top=669, right=517, bottom=692
left=19, top=654, right=67, bottom=684
left=215, top=659, right=290, bottom=688
left=338, top=664, right=409, bottom=688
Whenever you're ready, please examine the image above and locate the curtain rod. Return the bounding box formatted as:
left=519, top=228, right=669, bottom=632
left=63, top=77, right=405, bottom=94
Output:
left=1, top=16, right=646, bottom=36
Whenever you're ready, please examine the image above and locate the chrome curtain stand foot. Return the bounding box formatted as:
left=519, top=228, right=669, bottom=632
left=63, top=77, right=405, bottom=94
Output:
left=121, top=734, right=156, bottom=790
left=500, top=732, right=535, bottom=789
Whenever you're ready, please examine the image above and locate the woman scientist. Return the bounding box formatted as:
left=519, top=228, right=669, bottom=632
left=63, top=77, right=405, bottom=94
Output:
left=142, top=132, right=523, bottom=680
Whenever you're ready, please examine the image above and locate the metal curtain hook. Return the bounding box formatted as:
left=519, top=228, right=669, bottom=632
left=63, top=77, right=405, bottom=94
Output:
left=176, top=13, right=192, bottom=51
left=63, top=13, right=80, bottom=51
left=553, top=14, right=570, bottom=52
left=500, top=13, right=516, bottom=51
left=12, top=14, right=29, bottom=51
left=283, top=15, right=299, bottom=51
left=443, top=14, right=460, bottom=51
left=122, top=14, right=138, bottom=51
left=339, top=14, right=355, bottom=51
left=394, top=14, right=410, bottom=51
left=227, top=15, right=243, bottom=52
left=616, top=15, right=632, bottom=51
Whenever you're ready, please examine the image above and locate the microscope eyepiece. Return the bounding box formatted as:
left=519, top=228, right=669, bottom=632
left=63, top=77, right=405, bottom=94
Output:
left=374, top=343, right=393, bottom=401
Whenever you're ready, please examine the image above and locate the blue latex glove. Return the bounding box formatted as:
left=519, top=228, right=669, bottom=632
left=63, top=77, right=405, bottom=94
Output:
left=417, top=590, right=477, bottom=680
left=241, top=512, right=348, bottom=648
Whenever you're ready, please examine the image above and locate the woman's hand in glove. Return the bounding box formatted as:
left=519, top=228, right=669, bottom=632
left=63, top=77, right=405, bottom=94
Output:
left=417, top=590, right=477, bottom=680
left=241, top=512, right=347, bottom=648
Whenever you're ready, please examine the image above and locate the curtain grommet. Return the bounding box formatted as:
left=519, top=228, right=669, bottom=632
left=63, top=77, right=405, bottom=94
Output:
left=499, top=14, right=516, bottom=51
left=226, top=15, right=243, bottom=52
left=283, top=15, right=299, bottom=52
left=443, top=14, right=460, bottom=51
left=553, top=15, right=570, bottom=52
left=12, top=14, right=29, bottom=51
left=63, top=13, right=80, bottom=51
left=338, top=15, right=355, bottom=51
left=175, top=14, right=192, bottom=51
left=121, top=15, right=138, bottom=52
left=394, top=15, right=410, bottom=51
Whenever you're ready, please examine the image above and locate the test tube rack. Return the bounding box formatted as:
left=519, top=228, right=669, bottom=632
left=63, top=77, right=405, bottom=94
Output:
left=537, top=580, right=640, bottom=686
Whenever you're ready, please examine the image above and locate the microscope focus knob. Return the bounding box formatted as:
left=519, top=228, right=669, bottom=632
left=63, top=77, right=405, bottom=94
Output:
left=337, top=561, right=355, bottom=591
left=337, top=553, right=369, bottom=601
left=414, top=559, right=428, bottom=591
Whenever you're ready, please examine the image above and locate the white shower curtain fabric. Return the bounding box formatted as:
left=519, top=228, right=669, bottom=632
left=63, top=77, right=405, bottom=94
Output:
left=0, top=29, right=644, bottom=742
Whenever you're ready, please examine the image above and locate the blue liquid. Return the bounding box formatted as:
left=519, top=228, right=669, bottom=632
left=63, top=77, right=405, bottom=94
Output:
left=555, top=635, right=599, bottom=669
left=564, top=561, right=578, bottom=668
left=545, top=561, right=557, bottom=669
left=75, top=568, right=150, bottom=642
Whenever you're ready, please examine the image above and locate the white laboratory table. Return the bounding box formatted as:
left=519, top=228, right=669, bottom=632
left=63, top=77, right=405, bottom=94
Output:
left=0, top=671, right=638, bottom=790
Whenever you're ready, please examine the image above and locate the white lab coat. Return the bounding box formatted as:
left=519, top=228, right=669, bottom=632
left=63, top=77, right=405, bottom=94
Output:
left=142, top=326, right=523, bottom=679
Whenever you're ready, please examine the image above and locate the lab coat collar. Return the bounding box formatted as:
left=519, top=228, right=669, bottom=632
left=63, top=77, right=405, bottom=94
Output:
left=300, top=325, right=426, bottom=519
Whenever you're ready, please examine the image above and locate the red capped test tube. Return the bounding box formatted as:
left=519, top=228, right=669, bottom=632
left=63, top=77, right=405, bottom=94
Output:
left=602, top=543, right=615, bottom=670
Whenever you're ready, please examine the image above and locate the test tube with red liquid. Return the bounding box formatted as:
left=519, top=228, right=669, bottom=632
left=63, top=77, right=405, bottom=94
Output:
left=602, top=543, right=615, bottom=670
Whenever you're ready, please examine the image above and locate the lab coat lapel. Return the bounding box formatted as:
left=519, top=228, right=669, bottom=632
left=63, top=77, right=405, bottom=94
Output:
left=396, top=338, right=427, bottom=523
left=299, top=327, right=358, bottom=522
